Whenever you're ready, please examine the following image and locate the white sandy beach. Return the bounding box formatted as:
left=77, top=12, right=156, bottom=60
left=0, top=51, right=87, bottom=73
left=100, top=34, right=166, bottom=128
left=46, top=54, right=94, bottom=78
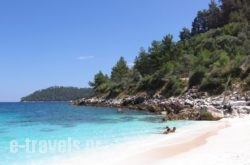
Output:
left=50, top=116, right=250, bottom=165
left=157, top=116, right=250, bottom=165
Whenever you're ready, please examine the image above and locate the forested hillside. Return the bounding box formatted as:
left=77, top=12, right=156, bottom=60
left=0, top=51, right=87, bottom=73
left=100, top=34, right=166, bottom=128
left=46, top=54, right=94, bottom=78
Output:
left=21, top=86, right=94, bottom=101
left=89, top=0, right=250, bottom=98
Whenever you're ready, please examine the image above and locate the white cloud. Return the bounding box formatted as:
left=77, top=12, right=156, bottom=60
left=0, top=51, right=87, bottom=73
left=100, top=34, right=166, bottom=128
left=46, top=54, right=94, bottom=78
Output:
left=77, top=56, right=94, bottom=60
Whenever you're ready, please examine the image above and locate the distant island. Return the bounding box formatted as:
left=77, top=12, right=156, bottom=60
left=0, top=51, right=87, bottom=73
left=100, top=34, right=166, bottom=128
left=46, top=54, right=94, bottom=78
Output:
left=21, top=86, right=94, bottom=102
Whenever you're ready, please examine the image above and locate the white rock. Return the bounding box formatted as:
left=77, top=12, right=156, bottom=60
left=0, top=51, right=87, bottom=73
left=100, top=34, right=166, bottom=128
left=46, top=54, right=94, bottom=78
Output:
left=161, top=111, right=167, bottom=115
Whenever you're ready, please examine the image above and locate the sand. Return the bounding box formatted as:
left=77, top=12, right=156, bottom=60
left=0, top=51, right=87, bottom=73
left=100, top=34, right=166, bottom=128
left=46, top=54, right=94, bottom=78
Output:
left=157, top=116, right=250, bottom=165
left=50, top=116, right=250, bottom=165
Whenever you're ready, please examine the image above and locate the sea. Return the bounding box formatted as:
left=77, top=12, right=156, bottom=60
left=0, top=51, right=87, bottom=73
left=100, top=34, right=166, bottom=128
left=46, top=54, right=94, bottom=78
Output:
left=0, top=102, right=195, bottom=165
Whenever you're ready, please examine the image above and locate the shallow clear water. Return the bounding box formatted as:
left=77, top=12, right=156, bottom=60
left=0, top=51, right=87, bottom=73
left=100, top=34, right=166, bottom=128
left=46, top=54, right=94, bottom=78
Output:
left=0, top=102, right=194, bottom=164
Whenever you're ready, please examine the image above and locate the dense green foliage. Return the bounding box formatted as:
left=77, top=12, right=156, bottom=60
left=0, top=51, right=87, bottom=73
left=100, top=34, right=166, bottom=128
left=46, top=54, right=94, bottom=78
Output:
left=90, top=0, right=250, bottom=98
left=21, top=86, right=94, bottom=101
left=89, top=71, right=110, bottom=95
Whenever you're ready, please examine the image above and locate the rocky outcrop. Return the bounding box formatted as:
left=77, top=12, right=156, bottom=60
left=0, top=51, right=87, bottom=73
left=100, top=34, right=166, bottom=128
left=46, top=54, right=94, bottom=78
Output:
left=71, top=90, right=250, bottom=120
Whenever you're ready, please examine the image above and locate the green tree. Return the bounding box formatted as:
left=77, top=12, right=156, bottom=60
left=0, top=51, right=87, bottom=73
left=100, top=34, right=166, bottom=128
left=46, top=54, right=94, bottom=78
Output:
left=109, top=57, right=130, bottom=96
left=192, top=10, right=210, bottom=35
left=207, top=0, right=223, bottom=29
left=147, top=35, right=176, bottom=73
left=162, top=34, right=176, bottom=61
left=134, top=48, right=152, bottom=76
left=89, top=71, right=110, bottom=94
left=148, top=40, right=164, bottom=73
left=111, top=57, right=129, bottom=83
left=179, top=27, right=191, bottom=41
left=220, top=0, right=239, bottom=24
left=219, top=0, right=250, bottom=23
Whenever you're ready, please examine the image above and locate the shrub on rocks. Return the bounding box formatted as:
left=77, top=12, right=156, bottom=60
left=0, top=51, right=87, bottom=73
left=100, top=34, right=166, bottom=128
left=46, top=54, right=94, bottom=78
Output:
left=198, top=110, right=221, bottom=121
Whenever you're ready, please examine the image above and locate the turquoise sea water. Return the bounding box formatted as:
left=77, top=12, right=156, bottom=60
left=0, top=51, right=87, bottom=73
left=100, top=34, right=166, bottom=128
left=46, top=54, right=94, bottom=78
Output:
left=0, top=102, right=194, bottom=165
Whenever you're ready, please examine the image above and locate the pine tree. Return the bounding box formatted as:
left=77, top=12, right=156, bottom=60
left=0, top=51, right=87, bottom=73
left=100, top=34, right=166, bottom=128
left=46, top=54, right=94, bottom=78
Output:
left=111, top=57, right=129, bottom=83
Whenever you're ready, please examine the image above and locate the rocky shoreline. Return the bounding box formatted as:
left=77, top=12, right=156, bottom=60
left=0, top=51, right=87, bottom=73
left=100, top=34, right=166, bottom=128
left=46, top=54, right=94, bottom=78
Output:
left=71, top=90, right=250, bottom=120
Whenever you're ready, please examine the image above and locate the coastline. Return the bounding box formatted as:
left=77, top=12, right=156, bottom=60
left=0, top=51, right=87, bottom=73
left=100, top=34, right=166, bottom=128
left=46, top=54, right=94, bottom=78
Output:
left=117, top=116, right=250, bottom=165
left=112, top=119, right=230, bottom=165
left=71, top=90, right=250, bottom=120
left=120, top=121, right=229, bottom=165
left=157, top=116, right=250, bottom=165
left=47, top=117, right=250, bottom=165
left=64, top=90, right=250, bottom=164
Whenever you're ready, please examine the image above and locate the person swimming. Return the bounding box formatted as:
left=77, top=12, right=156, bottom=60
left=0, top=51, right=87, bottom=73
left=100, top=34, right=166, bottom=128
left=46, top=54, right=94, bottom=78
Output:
left=163, top=126, right=176, bottom=134
left=169, top=127, right=176, bottom=133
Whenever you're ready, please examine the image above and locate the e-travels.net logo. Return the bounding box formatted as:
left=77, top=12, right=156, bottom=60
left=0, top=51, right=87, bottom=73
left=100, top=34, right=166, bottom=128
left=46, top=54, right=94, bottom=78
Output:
left=10, top=137, right=101, bottom=154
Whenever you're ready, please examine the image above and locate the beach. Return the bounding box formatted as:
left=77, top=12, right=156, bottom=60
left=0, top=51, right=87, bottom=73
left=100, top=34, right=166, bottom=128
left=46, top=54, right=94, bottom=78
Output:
left=53, top=116, right=250, bottom=165
left=157, top=116, right=250, bottom=165
left=119, top=116, right=250, bottom=165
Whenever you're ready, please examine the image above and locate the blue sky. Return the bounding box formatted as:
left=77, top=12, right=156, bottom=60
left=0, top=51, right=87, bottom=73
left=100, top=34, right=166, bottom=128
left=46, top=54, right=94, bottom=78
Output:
left=0, top=0, right=211, bottom=101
